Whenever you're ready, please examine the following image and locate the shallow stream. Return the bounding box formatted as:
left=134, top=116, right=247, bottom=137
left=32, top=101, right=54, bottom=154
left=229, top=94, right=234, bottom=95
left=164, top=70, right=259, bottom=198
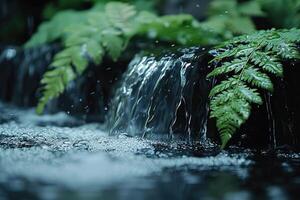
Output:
left=0, top=102, right=299, bottom=200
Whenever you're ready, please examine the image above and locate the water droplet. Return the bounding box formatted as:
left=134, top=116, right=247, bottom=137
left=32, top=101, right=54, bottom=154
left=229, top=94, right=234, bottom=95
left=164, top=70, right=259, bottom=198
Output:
left=5, top=48, right=16, bottom=59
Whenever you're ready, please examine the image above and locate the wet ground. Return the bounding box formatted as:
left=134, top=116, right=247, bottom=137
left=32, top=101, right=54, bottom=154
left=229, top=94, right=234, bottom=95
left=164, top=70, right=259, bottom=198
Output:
left=0, top=102, right=300, bottom=200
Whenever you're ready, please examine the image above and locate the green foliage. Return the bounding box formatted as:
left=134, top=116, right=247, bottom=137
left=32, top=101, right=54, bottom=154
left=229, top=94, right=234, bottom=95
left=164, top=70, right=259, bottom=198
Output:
left=25, top=10, right=89, bottom=48
left=208, top=29, right=300, bottom=148
left=31, top=1, right=212, bottom=114
left=258, top=0, right=300, bottom=29
left=35, top=2, right=135, bottom=114
left=136, top=12, right=212, bottom=45
left=200, top=0, right=264, bottom=41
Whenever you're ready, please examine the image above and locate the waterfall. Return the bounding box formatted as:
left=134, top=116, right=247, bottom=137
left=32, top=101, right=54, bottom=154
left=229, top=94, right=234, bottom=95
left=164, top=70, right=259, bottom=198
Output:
left=0, top=45, right=60, bottom=106
left=0, top=44, right=299, bottom=147
left=108, top=47, right=213, bottom=142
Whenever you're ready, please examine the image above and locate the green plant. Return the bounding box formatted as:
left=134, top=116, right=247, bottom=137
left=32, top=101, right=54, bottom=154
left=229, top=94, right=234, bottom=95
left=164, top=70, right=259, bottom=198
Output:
left=28, top=2, right=212, bottom=114
left=207, top=28, right=300, bottom=148
left=200, top=0, right=264, bottom=41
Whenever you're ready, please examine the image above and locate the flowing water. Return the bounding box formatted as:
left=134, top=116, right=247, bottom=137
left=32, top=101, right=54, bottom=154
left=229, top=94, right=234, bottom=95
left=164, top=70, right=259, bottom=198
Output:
left=108, top=47, right=212, bottom=141
left=0, top=46, right=300, bottom=200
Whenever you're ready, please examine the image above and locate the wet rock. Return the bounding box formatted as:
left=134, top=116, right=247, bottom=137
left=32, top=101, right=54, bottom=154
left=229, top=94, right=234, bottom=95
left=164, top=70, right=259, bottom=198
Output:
left=0, top=134, right=44, bottom=149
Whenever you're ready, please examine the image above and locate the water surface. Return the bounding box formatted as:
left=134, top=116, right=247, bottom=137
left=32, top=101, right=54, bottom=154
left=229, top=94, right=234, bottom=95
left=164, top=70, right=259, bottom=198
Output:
left=0, top=103, right=299, bottom=200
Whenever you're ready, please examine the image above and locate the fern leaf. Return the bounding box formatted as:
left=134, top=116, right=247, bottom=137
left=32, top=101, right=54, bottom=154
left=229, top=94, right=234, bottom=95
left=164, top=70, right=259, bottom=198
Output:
left=71, top=48, right=89, bottom=74
left=279, top=28, right=300, bottom=43
left=213, top=45, right=255, bottom=61
left=235, top=85, right=263, bottom=105
left=212, top=96, right=251, bottom=148
left=250, top=51, right=283, bottom=76
left=86, top=40, right=104, bottom=65
left=36, top=64, right=76, bottom=114
left=36, top=45, right=89, bottom=114
left=102, top=34, right=124, bottom=61
left=208, top=57, right=247, bottom=77
left=210, top=92, right=233, bottom=109
left=105, top=2, right=136, bottom=34
left=209, top=77, right=240, bottom=97
left=242, top=68, right=273, bottom=91
left=208, top=28, right=300, bottom=148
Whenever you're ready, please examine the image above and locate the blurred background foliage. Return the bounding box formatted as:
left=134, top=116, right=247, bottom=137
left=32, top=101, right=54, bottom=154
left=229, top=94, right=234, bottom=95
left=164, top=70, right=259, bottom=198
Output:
left=42, top=0, right=159, bottom=19
left=0, top=0, right=299, bottom=45
left=0, top=0, right=160, bottom=45
left=258, top=0, right=300, bottom=29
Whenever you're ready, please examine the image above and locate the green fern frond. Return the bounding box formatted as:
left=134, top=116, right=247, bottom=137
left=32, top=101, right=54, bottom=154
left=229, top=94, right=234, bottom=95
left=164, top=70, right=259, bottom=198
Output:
left=208, top=28, right=300, bottom=148
left=105, top=2, right=137, bottom=34
left=36, top=2, right=133, bottom=114
left=241, top=67, right=274, bottom=91
left=209, top=76, right=240, bottom=97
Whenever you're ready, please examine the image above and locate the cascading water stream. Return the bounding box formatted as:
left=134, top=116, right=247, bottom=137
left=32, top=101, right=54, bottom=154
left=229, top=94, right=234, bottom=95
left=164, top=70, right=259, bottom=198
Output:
left=108, top=47, right=213, bottom=142
left=0, top=45, right=59, bottom=106
left=0, top=44, right=299, bottom=147
left=264, top=93, right=277, bottom=148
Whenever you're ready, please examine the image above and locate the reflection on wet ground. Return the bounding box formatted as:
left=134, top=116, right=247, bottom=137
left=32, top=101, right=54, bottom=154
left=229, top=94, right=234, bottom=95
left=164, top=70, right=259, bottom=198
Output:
left=0, top=103, right=299, bottom=200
